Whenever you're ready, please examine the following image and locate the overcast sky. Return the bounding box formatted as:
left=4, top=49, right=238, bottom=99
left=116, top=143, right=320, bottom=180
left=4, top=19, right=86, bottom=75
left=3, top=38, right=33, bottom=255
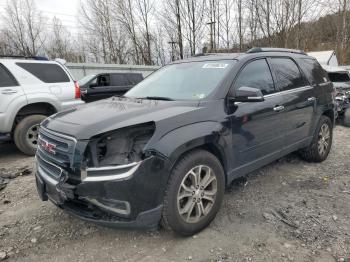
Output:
left=0, top=0, right=81, bottom=33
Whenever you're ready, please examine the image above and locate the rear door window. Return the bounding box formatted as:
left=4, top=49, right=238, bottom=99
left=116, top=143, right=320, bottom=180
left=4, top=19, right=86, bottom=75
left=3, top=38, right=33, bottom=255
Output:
left=297, top=58, right=328, bottom=85
left=111, top=74, right=129, bottom=86
left=270, top=58, right=305, bottom=91
left=328, top=72, right=350, bottom=82
left=234, top=59, right=276, bottom=95
left=0, top=64, right=18, bottom=87
left=127, top=74, right=143, bottom=85
left=16, top=63, right=70, bottom=83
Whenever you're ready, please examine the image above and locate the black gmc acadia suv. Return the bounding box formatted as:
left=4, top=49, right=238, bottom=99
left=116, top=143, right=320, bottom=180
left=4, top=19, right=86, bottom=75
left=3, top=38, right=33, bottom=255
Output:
left=35, top=48, right=335, bottom=236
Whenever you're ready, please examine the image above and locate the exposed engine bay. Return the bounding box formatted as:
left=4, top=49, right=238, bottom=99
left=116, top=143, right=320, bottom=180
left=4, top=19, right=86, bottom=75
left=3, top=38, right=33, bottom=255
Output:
left=334, top=87, right=350, bottom=127
left=84, top=122, right=155, bottom=167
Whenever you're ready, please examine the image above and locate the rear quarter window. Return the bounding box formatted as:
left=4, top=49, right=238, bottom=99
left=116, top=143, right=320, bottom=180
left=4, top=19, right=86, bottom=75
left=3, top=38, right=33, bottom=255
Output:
left=0, top=64, right=18, bottom=87
left=297, top=58, right=328, bottom=85
left=16, top=63, right=70, bottom=83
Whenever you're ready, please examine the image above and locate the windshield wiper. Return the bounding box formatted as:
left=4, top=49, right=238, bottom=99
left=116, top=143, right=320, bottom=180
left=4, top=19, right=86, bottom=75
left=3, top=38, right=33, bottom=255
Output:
left=139, top=96, right=174, bottom=101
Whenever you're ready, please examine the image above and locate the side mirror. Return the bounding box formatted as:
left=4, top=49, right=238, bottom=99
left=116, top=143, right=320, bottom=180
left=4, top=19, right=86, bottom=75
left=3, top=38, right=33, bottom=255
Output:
left=232, top=86, right=264, bottom=102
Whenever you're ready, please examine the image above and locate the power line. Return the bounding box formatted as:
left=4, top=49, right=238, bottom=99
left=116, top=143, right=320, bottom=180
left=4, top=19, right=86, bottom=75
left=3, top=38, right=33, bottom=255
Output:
left=37, top=10, right=77, bottom=18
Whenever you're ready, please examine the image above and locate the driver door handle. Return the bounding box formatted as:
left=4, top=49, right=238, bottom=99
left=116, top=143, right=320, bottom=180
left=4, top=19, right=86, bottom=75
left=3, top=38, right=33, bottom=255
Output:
left=273, top=105, right=285, bottom=112
left=1, top=89, right=18, bottom=94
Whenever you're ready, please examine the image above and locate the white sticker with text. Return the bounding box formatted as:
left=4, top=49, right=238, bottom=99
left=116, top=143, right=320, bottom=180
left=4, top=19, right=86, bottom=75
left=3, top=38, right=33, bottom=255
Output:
left=202, top=63, right=229, bottom=69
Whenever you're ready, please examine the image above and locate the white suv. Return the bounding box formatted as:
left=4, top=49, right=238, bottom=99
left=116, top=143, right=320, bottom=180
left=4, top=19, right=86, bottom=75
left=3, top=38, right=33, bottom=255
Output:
left=0, top=56, right=84, bottom=155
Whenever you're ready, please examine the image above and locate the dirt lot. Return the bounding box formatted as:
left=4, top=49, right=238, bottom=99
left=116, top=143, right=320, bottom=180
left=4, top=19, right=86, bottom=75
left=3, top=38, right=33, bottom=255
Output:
left=0, top=126, right=349, bottom=262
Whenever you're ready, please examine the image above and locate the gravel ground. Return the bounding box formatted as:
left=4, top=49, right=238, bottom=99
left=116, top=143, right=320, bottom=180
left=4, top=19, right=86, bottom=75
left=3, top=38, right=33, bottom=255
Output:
left=0, top=126, right=349, bottom=262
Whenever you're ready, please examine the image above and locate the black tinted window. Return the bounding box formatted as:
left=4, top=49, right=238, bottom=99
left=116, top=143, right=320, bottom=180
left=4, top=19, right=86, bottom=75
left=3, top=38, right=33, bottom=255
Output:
left=297, top=58, right=327, bottom=85
left=328, top=72, right=350, bottom=82
left=234, top=59, right=275, bottom=95
left=111, top=74, right=128, bottom=86
left=126, top=73, right=143, bottom=85
left=270, top=58, right=305, bottom=91
left=16, top=63, right=70, bottom=83
left=0, top=64, right=18, bottom=87
left=97, top=74, right=110, bottom=86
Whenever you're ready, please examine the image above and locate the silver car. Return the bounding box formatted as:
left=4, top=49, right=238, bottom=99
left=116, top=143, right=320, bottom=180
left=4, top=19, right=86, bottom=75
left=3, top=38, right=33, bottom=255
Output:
left=0, top=56, right=84, bottom=155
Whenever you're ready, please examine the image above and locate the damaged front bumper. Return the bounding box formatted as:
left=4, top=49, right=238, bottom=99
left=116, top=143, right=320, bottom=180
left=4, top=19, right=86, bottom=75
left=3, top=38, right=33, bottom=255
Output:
left=35, top=154, right=170, bottom=229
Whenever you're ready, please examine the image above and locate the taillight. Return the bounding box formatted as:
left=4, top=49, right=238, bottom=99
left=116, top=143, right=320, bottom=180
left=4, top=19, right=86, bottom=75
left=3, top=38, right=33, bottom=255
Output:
left=74, top=81, right=81, bottom=99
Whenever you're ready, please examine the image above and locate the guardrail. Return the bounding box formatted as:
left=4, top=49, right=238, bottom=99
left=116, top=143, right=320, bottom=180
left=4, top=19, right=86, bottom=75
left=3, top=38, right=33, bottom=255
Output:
left=66, top=63, right=160, bottom=80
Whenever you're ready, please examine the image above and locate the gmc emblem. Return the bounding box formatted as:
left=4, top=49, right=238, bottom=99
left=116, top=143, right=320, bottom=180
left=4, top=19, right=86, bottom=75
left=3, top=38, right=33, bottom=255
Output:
left=39, top=138, right=56, bottom=154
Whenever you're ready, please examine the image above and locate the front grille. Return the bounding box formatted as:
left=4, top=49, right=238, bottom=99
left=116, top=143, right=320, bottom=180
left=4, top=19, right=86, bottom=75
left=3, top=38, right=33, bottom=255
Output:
left=37, top=154, right=62, bottom=179
left=37, top=127, right=77, bottom=181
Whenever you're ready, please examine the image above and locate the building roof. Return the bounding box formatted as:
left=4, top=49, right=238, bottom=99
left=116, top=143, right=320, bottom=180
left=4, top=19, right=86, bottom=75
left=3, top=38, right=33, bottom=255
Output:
left=307, top=50, right=338, bottom=66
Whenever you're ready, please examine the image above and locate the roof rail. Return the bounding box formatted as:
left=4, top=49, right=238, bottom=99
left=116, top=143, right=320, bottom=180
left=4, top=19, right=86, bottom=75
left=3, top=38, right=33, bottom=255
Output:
left=193, top=52, right=239, bottom=57
left=0, top=55, right=49, bottom=61
left=193, top=53, right=221, bottom=57
left=246, top=47, right=307, bottom=55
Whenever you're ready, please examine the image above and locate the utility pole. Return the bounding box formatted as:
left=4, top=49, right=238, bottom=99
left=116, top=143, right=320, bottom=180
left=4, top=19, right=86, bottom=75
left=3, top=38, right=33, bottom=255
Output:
left=175, top=0, right=184, bottom=59
left=207, top=21, right=216, bottom=52
left=238, top=0, right=243, bottom=52
left=168, top=41, right=177, bottom=61
left=296, top=0, right=302, bottom=49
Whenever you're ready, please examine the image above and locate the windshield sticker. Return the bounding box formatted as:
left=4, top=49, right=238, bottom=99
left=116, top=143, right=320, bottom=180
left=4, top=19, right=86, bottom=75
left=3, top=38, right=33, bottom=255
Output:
left=202, top=63, right=229, bottom=69
left=193, top=94, right=206, bottom=99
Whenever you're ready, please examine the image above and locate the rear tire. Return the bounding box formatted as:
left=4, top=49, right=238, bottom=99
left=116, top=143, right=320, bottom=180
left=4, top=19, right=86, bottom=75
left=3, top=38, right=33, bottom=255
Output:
left=343, top=108, right=350, bottom=127
left=14, top=115, right=47, bottom=156
left=300, top=115, right=333, bottom=162
left=161, top=150, right=225, bottom=236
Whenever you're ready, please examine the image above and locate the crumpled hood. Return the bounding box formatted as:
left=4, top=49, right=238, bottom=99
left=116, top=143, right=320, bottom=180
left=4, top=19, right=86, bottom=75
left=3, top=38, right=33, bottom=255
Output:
left=333, top=81, right=350, bottom=90
left=43, top=97, right=202, bottom=139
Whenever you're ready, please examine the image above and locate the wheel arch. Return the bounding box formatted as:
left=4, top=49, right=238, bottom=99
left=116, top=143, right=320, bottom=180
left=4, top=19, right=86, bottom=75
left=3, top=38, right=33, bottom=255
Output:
left=169, top=143, right=228, bottom=185
left=322, top=108, right=335, bottom=125
left=151, top=121, right=229, bottom=185
left=12, top=102, right=58, bottom=131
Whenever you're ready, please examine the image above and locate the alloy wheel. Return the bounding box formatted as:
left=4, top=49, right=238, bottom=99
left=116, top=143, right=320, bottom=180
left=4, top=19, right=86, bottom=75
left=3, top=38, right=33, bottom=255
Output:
left=318, top=123, right=330, bottom=156
left=177, top=165, right=217, bottom=223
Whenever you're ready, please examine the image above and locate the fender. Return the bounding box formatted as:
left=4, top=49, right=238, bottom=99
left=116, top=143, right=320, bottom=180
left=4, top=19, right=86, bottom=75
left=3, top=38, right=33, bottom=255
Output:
left=150, top=121, right=230, bottom=172
left=7, top=96, right=59, bottom=133
left=25, top=94, right=61, bottom=111
left=311, top=103, right=335, bottom=132
left=0, top=94, right=28, bottom=133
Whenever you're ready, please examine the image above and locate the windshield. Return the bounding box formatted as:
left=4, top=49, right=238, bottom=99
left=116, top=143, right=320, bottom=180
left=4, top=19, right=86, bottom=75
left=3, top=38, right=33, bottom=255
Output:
left=328, top=72, right=350, bottom=82
left=125, top=60, right=236, bottom=100
left=78, top=74, right=96, bottom=86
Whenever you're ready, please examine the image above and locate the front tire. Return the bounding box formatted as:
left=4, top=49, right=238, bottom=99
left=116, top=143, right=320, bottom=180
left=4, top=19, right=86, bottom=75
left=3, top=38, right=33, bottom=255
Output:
left=161, top=150, right=225, bottom=236
left=14, top=115, right=47, bottom=156
left=300, top=115, right=333, bottom=162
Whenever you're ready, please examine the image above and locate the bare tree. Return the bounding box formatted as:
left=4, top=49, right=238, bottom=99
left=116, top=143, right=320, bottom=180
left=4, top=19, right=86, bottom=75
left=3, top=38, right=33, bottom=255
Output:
left=221, top=0, right=234, bottom=49
left=137, top=0, right=154, bottom=65
left=46, top=18, right=71, bottom=59
left=115, top=0, right=141, bottom=64
left=80, top=0, right=129, bottom=64
left=256, top=0, right=272, bottom=45
left=161, top=0, right=184, bottom=59
left=237, top=0, right=243, bottom=51
left=3, top=0, right=45, bottom=56
left=181, top=0, right=206, bottom=55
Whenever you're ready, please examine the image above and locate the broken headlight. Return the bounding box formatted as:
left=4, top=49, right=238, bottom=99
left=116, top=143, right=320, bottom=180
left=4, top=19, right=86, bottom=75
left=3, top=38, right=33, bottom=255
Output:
left=84, top=122, right=155, bottom=168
